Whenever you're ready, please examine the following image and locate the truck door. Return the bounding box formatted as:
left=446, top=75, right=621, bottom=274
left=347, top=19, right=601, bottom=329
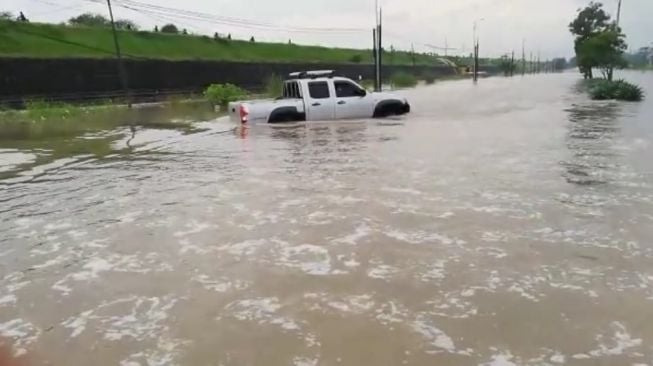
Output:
left=334, top=80, right=375, bottom=119
left=305, top=81, right=335, bottom=121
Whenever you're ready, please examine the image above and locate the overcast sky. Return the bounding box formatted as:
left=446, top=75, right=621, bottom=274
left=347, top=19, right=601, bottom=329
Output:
left=4, top=0, right=653, bottom=58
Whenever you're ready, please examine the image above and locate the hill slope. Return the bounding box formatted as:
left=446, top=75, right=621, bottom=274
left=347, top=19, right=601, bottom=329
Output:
left=0, top=21, right=444, bottom=66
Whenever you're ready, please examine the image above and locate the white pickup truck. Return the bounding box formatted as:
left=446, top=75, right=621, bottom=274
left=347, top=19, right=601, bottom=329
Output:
left=228, top=70, right=410, bottom=124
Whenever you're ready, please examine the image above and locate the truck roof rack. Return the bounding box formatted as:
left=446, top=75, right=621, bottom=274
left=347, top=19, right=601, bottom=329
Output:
left=288, top=70, right=335, bottom=79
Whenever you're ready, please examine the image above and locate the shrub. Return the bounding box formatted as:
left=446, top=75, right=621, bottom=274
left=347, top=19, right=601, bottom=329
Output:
left=349, top=55, right=363, bottom=63
left=264, top=74, right=284, bottom=98
left=69, top=13, right=110, bottom=27
left=160, top=23, right=178, bottom=34
left=588, top=79, right=644, bottom=101
left=204, top=83, right=247, bottom=106
left=390, top=72, right=418, bottom=88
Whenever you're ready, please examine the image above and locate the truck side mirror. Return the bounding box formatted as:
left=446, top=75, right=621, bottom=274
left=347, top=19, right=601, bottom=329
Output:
left=357, top=89, right=367, bottom=97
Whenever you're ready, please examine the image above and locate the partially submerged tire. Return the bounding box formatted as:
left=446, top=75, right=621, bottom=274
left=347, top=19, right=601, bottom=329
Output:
left=268, top=107, right=306, bottom=123
left=373, top=100, right=410, bottom=118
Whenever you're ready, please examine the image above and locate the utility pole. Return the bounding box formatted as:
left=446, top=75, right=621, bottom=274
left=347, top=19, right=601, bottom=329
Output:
left=616, top=0, right=622, bottom=25
left=106, top=0, right=131, bottom=107
left=521, top=39, right=526, bottom=76
left=372, top=29, right=378, bottom=91
left=510, top=50, right=515, bottom=77
left=411, top=43, right=416, bottom=67
left=378, top=7, right=383, bottom=90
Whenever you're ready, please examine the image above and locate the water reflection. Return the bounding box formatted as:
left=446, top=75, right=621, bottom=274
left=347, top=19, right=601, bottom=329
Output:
left=562, top=102, right=622, bottom=186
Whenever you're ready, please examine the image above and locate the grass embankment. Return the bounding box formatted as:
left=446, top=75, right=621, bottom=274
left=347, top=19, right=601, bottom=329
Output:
left=0, top=20, right=443, bottom=65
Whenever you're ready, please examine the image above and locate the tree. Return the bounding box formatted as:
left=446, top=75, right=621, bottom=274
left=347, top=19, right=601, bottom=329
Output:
left=154, top=25, right=159, bottom=32
left=227, top=33, right=232, bottom=40
left=182, top=28, right=188, bottom=35
left=160, top=23, right=179, bottom=34
left=250, top=36, right=255, bottom=42
left=115, top=19, right=138, bottom=30
left=569, top=2, right=611, bottom=79
left=69, top=13, right=110, bottom=27
left=17, top=11, right=28, bottom=22
left=0, top=11, right=13, bottom=20
left=578, top=30, right=627, bottom=80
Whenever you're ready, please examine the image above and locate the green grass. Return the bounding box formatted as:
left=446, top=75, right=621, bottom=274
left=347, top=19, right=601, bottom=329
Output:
left=0, top=20, right=444, bottom=65
left=390, top=72, right=418, bottom=88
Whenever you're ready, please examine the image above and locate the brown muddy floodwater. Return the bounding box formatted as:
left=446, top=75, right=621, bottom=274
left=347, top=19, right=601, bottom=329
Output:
left=1, top=72, right=653, bottom=366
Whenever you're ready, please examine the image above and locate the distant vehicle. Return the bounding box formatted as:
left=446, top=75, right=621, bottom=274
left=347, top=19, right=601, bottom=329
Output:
left=228, top=70, right=410, bottom=124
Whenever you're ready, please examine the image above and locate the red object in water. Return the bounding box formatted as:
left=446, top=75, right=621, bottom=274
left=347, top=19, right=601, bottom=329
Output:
left=239, top=104, right=249, bottom=124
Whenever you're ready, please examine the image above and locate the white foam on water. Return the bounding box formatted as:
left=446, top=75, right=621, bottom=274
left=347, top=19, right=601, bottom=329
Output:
left=411, top=318, right=456, bottom=353
left=278, top=244, right=337, bottom=276
left=327, top=295, right=374, bottom=314
left=192, top=274, right=250, bottom=293
left=550, top=352, right=566, bottom=364
left=367, top=264, right=399, bottom=281
left=173, top=221, right=215, bottom=238
left=293, top=356, right=319, bottom=366
left=381, top=186, right=422, bottom=195
left=332, top=223, right=372, bottom=245
left=375, top=301, right=408, bottom=325
left=117, top=211, right=142, bottom=224
left=30, top=241, right=62, bottom=256
left=226, top=297, right=300, bottom=331
left=420, top=260, right=447, bottom=282
left=53, top=253, right=173, bottom=295
left=0, top=318, right=40, bottom=357
left=588, top=322, right=643, bottom=357
left=219, top=239, right=267, bottom=257
left=479, top=352, right=517, bottom=366
left=0, top=294, right=17, bottom=306
left=62, top=310, right=94, bottom=338
left=385, top=229, right=462, bottom=246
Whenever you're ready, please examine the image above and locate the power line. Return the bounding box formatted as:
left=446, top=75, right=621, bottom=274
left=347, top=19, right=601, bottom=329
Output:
left=84, top=0, right=368, bottom=34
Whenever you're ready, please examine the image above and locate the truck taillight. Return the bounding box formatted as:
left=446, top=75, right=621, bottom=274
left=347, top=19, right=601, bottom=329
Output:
left=239, top=105, right=249, bottom=124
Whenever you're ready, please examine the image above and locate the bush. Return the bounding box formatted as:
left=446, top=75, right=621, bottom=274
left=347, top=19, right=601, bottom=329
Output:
left=264, top=74, right=284, bottom=98
left=588, top=79, right=644, bottom=101
left=204, top=83, right=247, bottom=106
left=160, top=23, right=178, bottom=34
left=349, top=55, right=363, bottom=63
left=390, top=72, right=418, bottom=88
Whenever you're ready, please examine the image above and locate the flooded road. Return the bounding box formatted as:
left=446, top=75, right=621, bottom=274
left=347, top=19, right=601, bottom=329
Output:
left=2, top=72, right=653, bottom=365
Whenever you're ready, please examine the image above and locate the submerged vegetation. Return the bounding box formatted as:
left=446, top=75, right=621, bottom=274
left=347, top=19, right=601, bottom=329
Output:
left=0, top=100, right=216, bottom=140
left=587, top=79, right=644, bottom=101
left=390, top=72, right=418, bottom=88
left=203, top=84, right=247, bottom=107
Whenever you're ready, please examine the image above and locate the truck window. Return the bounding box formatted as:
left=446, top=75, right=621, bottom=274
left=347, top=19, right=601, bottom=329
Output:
left=334, top=81, right=362, bottom=98
left=283, top=81, right=301, bottom=99
left=308, top=82, right=330, bottom=99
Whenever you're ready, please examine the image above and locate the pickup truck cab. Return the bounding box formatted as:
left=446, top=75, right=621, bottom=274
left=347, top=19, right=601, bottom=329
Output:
left=228, top=70, right=410, bottom=124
